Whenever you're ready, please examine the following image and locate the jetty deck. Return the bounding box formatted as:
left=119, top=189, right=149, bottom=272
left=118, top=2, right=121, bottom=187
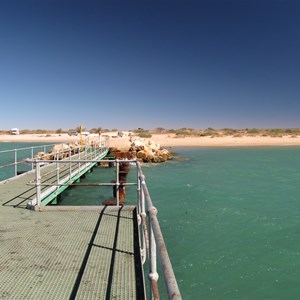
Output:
left=0, top=143, right=181, bottom=299
left=0, top=204, right=143, bottom=299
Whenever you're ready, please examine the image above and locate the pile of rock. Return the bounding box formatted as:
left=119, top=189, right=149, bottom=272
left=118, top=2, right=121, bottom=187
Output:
left=33, top=143, right=80, bottom=160
left=110, top=138, right=174, bottom=163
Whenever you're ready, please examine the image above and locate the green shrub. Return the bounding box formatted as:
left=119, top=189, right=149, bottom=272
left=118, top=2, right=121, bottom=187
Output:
left=137, top=132, right=152, bottom=138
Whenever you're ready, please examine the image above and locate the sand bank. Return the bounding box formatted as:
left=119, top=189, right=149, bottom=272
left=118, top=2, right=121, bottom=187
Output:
left=1, top=133, right=300, bottom=148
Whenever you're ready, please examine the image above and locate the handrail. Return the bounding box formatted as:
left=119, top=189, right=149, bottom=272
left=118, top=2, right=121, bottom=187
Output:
left=26, top=147, right=109, bottom=206
left=137, top=162, right=182, bottom=300
left=0, top=136, right=110, bottom=181
left=0, top=143, right=59, bottom=179
left=27, top=157, right=182, bottom=299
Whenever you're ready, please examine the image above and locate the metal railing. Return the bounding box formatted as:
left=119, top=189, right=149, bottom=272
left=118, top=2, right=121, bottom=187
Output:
left=0, top=137, right=110, bottom=182
left=27, top=157, right=182, bottom=300
left=26, top=146, right=109, bottom=206
left=137, top=162, right=182, bottom=300
left=0, top=143, right=59, bottom=180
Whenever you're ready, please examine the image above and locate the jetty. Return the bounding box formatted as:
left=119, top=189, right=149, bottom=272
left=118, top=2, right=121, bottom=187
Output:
left=0, top=142, right=181, bottom=299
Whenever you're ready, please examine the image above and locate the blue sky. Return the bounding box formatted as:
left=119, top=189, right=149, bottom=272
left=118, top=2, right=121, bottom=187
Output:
left=1, top=0, right=299, bottom=131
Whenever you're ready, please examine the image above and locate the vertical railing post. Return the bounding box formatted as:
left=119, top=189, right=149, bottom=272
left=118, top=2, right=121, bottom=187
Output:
left=31, top=147, right=34, bottom=170
left=56, top=158, right=60, bottom=190
left=85, top=145, right=87, bottom=170
left=14, top=149, right=17, bottom=176
left=69, top=148, right=72, bottom=180
left=116, top=159, right=120, bottom=206
left=35, top=161, right=41, bottom=206
left=78, top=146, right=81, bottom=176
left=99, top=132, right=102, bottom=151
left=137, top=165, right=141, bottom=215
left=149, top=225, right=160, bottom=300
left=139, top=170, right=148, bottom=264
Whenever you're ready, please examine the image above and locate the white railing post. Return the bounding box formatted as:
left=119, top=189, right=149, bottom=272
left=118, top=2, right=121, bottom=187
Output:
left=31, top=147, right=34, bottom=170
left=69, top=148, right=72, bottom=180
left=56, top=158, right=60, bottom=190
left=116, top=159, right=120, bottom=206
left=84, top=145, right=87, bottom=170
left=138, top=169, right=147, bottom=264
left=35, top=161, right=41, bottom=206
left=149, top=225, right=159, bottom=300
left=78, top=147, right=81, bottom=176
left=14, top=149, right=17, bottom=176
left=99, top=132, right=102, bottom=150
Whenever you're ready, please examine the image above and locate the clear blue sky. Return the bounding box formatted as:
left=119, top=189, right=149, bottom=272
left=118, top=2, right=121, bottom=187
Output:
left=1, top=0, right=299, bottom=131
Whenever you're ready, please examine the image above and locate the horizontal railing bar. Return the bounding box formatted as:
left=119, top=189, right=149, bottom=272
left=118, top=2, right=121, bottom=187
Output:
left=26, top=158, right=137, bottom=163
left=0, top=143, right=59, bottom=154
left=0, top=159, right=29, bottom=169
left=27, top=182, right=137, bottom=187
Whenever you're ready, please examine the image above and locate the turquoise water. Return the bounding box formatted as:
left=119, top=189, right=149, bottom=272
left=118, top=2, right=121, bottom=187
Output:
left=1, top=143, right=300, bottom=299
left=144, top=147, right=300, bottom=300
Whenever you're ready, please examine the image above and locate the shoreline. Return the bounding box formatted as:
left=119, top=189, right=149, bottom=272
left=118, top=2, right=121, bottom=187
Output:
left=1, top=133, right=300, bottom=148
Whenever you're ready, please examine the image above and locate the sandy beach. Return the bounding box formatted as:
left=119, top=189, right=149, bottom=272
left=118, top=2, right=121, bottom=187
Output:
left=1, top=133, right=300, bottom=148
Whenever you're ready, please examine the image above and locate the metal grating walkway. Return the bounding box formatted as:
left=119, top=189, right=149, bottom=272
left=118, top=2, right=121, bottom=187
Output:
left=0, top=205, right=145, bottom=299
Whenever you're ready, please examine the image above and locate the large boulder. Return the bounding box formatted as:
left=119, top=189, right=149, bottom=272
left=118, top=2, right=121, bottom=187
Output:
left=113, top=137, right=174, bottom=163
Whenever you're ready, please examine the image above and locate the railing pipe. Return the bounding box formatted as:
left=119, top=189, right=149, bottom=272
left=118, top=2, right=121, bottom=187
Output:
left=14, top=149, right=17, bottom=176
left=78, top=147, right=81, bottom=176
left=137, top=163, right=182, bottom=300
left=56, top=151, right=60, bottom=190
left=116, top=159, right=120, bottom=206
left=69, top=148, right=72, bottom=180
left=84, top=145, right=87, bottom=170
left=148, top=204, right=181, bottom=300
left=137, top=169, right=148, bottom=264
left=35, top=161, right=41, bottom=206
left=149, top=226, right=160, bottom=300
left=0, top=143, right=59, bottom=155
left=31, top=147, right=34, bottom=170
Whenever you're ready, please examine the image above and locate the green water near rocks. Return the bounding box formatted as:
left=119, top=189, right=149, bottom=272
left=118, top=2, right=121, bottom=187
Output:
left=1, top=143, right=300, bottom=299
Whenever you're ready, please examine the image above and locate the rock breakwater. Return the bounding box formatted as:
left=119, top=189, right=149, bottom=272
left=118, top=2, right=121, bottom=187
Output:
left=109, top=138, right=174, bottom=163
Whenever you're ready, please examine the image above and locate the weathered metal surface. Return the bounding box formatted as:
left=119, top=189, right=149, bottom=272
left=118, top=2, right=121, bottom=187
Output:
left=0, top=205, right=144, bottom=299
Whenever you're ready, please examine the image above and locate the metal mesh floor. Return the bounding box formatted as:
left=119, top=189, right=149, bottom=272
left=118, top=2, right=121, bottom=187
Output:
left=0, top=205, right=144, bottom=299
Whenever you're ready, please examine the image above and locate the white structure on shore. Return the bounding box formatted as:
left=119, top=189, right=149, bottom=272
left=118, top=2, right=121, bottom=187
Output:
left=11, top=128, right=19, bottom=135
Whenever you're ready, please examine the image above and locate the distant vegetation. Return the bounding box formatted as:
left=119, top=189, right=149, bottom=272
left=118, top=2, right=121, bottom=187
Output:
left=1, top=126, right=300, bottom=138
left=150, top=127, right=300, bottom=138
left=133, top=128, right=152, bottom=138
left=0, top=126, right=111, bottom=135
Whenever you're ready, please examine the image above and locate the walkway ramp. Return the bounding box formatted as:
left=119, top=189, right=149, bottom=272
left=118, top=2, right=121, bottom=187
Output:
left=0, top=205, right=145, bottom=299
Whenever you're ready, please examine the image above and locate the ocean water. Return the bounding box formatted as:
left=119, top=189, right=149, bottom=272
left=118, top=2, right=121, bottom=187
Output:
left=143, top=147, right=300, bottom=300
left=1, top=143, right=300, bottom=299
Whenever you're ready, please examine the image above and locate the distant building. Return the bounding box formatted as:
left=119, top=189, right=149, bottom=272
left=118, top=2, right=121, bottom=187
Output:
left=11, top=128, right=19, bottom=135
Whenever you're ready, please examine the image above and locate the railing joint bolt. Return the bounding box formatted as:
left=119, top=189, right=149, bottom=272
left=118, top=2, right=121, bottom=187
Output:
left=147, top=206, right=158, bottom=215
left=148, top=272, right=159, bottom=281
